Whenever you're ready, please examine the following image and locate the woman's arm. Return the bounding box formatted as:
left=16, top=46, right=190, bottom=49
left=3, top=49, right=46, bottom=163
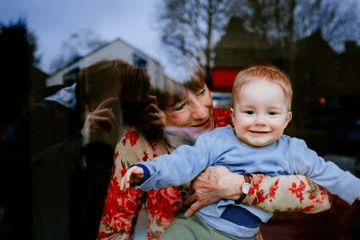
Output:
left=184, top=166, right=332, bottom=217
left=242, top=174, right=332, bottom=213
left=97, top=130, right=145, bottom=240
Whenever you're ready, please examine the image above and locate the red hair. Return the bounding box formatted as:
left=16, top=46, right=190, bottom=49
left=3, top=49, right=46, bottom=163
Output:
left=232, top=64, right=293, bottom=110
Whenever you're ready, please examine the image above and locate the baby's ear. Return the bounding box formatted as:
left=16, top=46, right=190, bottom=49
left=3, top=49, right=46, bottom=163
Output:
left=230, top=108, right=235, bottom=120
left=285, top=111, right=292, bottom=128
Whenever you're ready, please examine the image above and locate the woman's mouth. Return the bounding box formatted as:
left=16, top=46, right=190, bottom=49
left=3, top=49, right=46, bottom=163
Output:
left=192, top=118, right=211, bottom=129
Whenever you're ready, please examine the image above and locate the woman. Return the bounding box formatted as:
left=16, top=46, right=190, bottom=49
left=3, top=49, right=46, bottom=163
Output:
left=97, top=71, right=332, bottom=240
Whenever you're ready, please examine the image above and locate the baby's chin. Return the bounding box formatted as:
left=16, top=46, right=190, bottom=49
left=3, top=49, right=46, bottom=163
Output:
left=241, top=139, right=274, bottom=148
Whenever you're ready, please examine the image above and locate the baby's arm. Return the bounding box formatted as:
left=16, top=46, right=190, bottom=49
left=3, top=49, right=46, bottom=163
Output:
left=120, top=166, right=144, bottom=190
left=291, top=139, right=360, bottom=204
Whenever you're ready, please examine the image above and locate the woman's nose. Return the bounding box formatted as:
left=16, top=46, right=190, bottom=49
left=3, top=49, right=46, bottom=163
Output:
left=191, top=99, right=208, bottom=120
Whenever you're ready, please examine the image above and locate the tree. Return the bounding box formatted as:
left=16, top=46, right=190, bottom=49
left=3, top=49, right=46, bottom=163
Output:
left=232, top=0, right=360, bottom=129
left=0, top=17, right=40, bottom=239
left=0, top=18, right=39, bottom=129
left=157, top=0, right=238, bottom=87
left=234, top=0, right=359, bottom=56
left=295, top=0, right=359, bottom=51
left=49, top=28, right=109, bottom=73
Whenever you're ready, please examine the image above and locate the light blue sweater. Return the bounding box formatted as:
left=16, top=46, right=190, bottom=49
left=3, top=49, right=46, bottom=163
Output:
left=137, top=126, right=360, bottom=238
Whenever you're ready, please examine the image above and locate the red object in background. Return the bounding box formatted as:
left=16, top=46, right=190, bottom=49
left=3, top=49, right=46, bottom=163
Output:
left=213, top=108, right=233, bottom=128
left=212, top=67, right=244, bottom=91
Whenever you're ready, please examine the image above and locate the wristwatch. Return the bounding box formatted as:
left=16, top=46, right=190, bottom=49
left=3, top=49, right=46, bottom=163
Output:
left=235, top=175, right=252, bottom=203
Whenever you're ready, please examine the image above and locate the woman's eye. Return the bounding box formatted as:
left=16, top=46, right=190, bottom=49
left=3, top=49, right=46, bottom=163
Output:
left=173, top=102, right=187, bottom=111
left=197, top=88, right=206, bottom=96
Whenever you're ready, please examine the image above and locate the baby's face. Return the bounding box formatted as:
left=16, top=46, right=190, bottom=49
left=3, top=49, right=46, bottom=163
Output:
left=230, top=79, right=292, bottom=147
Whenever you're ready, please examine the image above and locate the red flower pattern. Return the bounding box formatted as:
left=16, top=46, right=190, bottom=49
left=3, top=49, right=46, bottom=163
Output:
left=113, top=150, right=119, bottom=159
left=289, top=181, right=306, bottom=203
left=146, top=186, right=187, bottom=228
left=248, top=175, right=271, bottom=206
left=143, top=151, right=150, bottom=161
left=100, top=174, right=143, bottom=237
left=120, top=161, right=127, bottom=177
left=150, top=141, right=157, bottom=151
left=98, top=127, right=190, bottom=240
left=305, top=177, right=328, bottom=204
left=248, top=174, right=263, bottom=197
left=301, top=205, right=315, bottom=212
left=269, top=179, right=279, bottom=202
left=122, top=130, right=139, bottom=146
left=146, top=232, right=156, bottom=240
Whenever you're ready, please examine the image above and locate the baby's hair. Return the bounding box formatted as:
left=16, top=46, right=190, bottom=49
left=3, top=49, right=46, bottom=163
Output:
left=232, top=64, right=293, bottom=110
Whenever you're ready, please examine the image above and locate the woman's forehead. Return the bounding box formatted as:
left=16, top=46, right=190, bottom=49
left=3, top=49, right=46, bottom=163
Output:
left=183, top=78, right=205, bottom=92
left=166, top=88, right=189, bottom=107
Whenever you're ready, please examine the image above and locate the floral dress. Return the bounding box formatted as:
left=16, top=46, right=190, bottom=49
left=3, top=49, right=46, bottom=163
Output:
left=97, top=109, right=332, bottom=240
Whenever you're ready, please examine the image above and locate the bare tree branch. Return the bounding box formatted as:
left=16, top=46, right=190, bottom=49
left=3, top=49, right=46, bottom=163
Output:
left=157, top=0, right=237, bottom=87
left=49, top=29, right=108, bottom=73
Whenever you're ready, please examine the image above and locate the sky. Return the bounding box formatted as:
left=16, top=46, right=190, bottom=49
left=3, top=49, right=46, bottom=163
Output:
left=1, top=0, right=171, bottom=76
left=2, top=0, right=360, bottom=80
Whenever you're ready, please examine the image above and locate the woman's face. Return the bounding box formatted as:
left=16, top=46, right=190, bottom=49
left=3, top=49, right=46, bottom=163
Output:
left=164, top=84, right=213, bottom=130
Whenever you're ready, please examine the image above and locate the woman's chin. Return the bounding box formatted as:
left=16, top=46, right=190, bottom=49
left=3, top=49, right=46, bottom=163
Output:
left=194, top=118, right=213, bottom=130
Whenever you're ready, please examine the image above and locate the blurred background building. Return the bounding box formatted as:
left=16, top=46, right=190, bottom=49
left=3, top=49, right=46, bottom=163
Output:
left=46, top=38, right=165, bottom=88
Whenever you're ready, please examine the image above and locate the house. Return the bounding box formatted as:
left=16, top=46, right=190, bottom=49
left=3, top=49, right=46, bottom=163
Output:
left=29, top=67, right=49, bottom=106
left=46, top=38, right=165, bottom=87
left=211, top=17, right=281, bottom=92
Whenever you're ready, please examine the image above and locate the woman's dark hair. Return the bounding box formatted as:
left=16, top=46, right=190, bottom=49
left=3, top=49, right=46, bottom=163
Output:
left=149, top=76, right=187, bottom=111
left=116, top=63, right=151, bottom=126
left=74, top=59, right=151, bottom=126
left=182, top=67, right=206, bottom=93
left=76, top=59, right=150, bottom=106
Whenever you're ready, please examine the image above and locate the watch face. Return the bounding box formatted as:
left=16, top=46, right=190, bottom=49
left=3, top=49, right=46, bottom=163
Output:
left=242, top=183, right=251, bottom=194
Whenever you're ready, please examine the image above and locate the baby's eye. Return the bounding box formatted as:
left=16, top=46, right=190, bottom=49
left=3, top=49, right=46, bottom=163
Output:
left=269, top=111, right=277, bottom=115
left=245, top=110, right=254, bottom=115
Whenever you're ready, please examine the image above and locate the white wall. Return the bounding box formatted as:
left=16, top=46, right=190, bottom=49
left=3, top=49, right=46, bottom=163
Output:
left=46, top=39, right=165, bottom=87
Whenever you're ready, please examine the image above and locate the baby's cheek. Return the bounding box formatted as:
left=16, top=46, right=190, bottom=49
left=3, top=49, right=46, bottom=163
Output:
left=236, top=122, right=250, bottom=134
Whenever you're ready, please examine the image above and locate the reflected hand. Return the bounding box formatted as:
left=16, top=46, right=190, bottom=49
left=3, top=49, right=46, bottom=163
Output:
left=139, top=95, right=165, bottom=132
left=81, top=97, right=120, bottom=148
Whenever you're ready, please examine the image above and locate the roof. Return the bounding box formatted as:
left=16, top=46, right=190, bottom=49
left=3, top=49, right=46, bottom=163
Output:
left=215, top=17, right=269, bottom=49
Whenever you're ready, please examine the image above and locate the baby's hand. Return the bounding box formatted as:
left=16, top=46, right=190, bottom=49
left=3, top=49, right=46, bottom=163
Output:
left=120, top=166, right=144, bottom=190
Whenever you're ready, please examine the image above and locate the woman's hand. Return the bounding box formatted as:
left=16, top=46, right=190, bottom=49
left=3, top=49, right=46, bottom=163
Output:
left=184, top=166, right=244, bottom=217
left=139, top=95, right=165, bottom=132
left=120, top=166, right=144, bottom=190
left=81, top=97, right=120, bottom=148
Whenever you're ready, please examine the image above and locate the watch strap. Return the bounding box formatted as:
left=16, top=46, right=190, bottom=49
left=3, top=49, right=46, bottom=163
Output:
left=235, top=175, right=251, bottom=204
